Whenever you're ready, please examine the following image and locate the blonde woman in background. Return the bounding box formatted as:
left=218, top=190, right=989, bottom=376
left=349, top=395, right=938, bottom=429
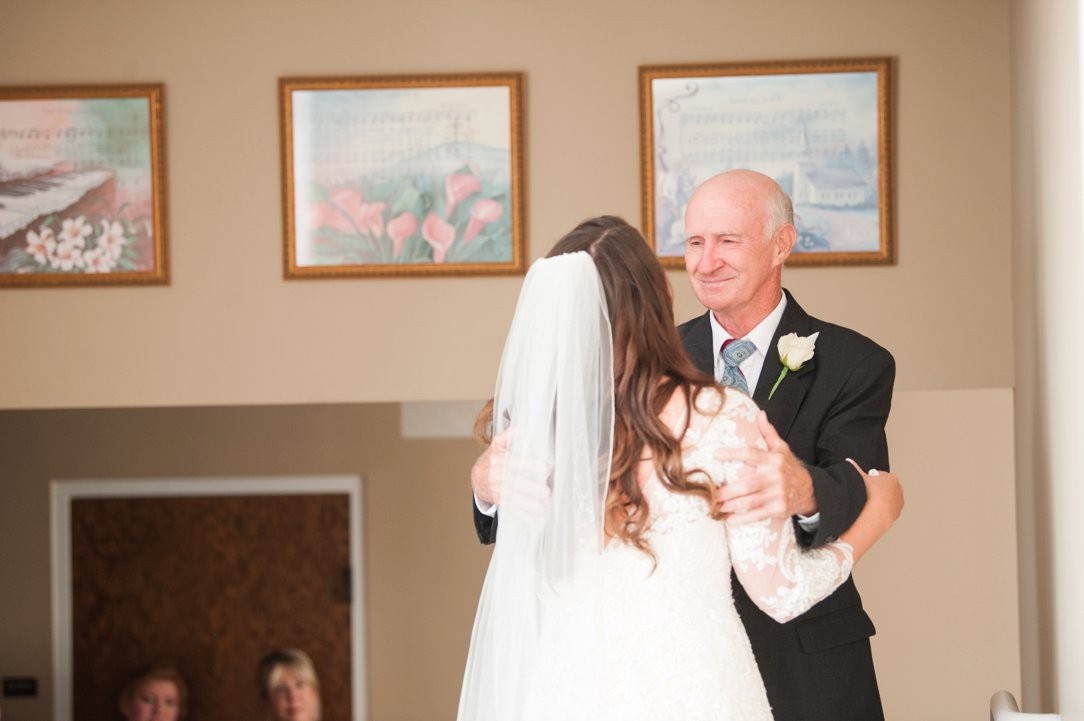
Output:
left=258, top=648, right=321, bottom=721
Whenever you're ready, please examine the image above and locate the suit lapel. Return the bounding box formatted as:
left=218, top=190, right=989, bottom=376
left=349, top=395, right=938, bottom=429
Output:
left=683, top=312, right=716, bottom=377
left=753, top=290, right=814, bottom=439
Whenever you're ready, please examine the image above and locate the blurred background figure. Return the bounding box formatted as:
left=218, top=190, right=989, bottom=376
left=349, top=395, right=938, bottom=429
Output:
left=259, top=648, right=321, bottom=721
left=118, top=665, right=187, bottom=721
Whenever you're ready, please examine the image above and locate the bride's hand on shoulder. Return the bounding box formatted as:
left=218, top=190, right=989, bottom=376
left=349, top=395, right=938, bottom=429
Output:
left=846, top=459, right=904, bottom=531
left=837, top=460, right=903, bottom=563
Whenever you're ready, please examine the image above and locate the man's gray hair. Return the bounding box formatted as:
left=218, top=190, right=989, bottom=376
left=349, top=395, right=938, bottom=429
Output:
left=766, top=184, right=794, bottom=237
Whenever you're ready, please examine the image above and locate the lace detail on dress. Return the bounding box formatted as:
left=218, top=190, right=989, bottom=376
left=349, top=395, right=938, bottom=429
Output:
left=517, top=386, right=856, bottom=720
left=728, top=521, right=855, bottom=622
left=690, top=387, right=857, bottom=623
left=680, top=385, right=762, bottom=487
left=555, top=388, right=775, bottom=721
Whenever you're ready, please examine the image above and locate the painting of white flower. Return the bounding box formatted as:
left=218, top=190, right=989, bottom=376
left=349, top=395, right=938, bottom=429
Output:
left=0, top=86, right=168, bottom=286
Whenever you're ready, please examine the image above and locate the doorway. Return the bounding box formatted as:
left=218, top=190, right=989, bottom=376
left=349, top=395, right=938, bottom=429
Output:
left=50, top=476, right=365, bottom=721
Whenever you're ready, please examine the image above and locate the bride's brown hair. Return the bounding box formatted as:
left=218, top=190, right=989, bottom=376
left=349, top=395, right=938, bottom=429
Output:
left=548, top=216, right=720, bottom=553
left=475, top=216, right=722, bottom=553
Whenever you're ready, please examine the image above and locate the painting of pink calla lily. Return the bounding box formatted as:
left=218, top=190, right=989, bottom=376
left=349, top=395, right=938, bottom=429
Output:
left=281, top=73, right=525, bottom=278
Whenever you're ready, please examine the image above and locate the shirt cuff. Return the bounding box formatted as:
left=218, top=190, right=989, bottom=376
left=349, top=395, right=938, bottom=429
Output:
left=475, top=496, right=498, bottom=517
left=796, top=512, right=821, bottom=532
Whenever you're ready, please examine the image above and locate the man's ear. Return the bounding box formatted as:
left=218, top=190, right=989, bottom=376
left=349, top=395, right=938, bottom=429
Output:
left=773, top=224, right=797, bottom=264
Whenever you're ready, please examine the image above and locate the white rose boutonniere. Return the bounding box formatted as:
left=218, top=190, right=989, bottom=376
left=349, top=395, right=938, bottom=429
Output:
left=769, top=332, right=820, bottom=400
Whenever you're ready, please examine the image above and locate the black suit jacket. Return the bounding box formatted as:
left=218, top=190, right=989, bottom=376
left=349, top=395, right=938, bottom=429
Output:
left=679, top=289, right=894, bottom=721
left=472, top=289, right=895, bottom=721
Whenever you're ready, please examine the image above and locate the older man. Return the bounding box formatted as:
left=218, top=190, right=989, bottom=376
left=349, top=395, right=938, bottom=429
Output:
left=678, top=169, right=893, bottom=721
left=473, top=170, right=894, bottom=721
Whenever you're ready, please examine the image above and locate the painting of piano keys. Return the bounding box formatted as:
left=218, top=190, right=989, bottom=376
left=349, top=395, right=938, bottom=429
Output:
left=280, top=74, right=525, bottom=278
left=0, top=84, right=168, bottom=287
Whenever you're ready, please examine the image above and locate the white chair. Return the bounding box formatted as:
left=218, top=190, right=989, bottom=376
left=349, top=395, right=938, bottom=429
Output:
left=990, top=690, right=1060, bottom=720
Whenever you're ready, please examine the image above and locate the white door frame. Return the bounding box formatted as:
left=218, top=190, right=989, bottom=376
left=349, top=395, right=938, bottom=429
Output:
left=50, top=475, right=366, bottom=721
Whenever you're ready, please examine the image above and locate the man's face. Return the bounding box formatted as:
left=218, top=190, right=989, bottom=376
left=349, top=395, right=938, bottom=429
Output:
left=683, top=182, right=782, bottom=321
left=120, top=680, right=180, bottom=721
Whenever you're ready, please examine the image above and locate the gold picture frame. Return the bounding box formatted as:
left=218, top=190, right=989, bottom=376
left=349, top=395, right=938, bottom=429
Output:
left=0, top=83, right=169, bottom=287
left=280, top=72, right=526, bottom=279
left=640, top=57, right=894, bottom=267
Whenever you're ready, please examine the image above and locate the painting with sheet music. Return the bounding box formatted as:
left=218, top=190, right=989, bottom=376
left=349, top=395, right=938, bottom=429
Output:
left=0, top=84, right=168, bottom=287
left=640, top=58, right=894, bottom=267
left=280, top=73, right=525, bottom=278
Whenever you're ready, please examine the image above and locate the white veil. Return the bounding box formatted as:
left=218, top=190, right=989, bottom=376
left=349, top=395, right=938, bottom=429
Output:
left=457, top=252, right=614, bottom=721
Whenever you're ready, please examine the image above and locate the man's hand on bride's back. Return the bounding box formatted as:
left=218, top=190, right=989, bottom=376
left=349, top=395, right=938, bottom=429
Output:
left=713, top=410, right=817, bottom=523
left=471, top=430, right=509, bottom=506
left=471, top=429, right=552, bottom=520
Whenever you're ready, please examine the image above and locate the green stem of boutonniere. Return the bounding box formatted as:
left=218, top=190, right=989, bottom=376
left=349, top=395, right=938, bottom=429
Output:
left=768, top=367, right=789, bottom=400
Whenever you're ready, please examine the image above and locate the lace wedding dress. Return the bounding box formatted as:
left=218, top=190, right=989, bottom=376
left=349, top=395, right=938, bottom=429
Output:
left=457, top=253, right=855, bottom=721
left=519, top=387, right=855, bottom=721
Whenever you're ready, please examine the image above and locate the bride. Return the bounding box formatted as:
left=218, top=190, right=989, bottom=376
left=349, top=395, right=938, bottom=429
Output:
left=457, top=216, right=903, bottom=721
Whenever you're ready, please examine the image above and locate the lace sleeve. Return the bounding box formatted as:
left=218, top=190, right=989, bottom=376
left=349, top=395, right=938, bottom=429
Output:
left=688, top=388, right=855, bottom=624
left=726, top=520, right=853, bottom=623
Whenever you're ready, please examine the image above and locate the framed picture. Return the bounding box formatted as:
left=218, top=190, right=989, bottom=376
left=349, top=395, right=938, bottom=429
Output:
left=640, top=58, right=894, bottom=267
left=280, top=73, right=526, bottom=278
left=0, top=84, right=169, bottom=287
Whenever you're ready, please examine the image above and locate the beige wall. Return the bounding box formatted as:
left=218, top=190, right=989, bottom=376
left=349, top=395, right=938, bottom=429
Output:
left=0, top=0, right=1011, bottom=408
left=0, top=0, right=1024, bottom=720
left=0, top=404, right=493, bottom=721
left=872, top=389, right=1020, bottom=719
left=0, top=389, right=1019, bottom=721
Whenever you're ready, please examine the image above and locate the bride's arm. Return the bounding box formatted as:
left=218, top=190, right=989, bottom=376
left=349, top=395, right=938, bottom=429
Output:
left=836, top=460, right=904, bottom=564
left=716, top=401, right=903, bottom=623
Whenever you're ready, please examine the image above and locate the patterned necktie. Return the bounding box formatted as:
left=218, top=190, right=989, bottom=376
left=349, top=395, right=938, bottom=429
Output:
left=720, top=338, right=756, bottom=395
